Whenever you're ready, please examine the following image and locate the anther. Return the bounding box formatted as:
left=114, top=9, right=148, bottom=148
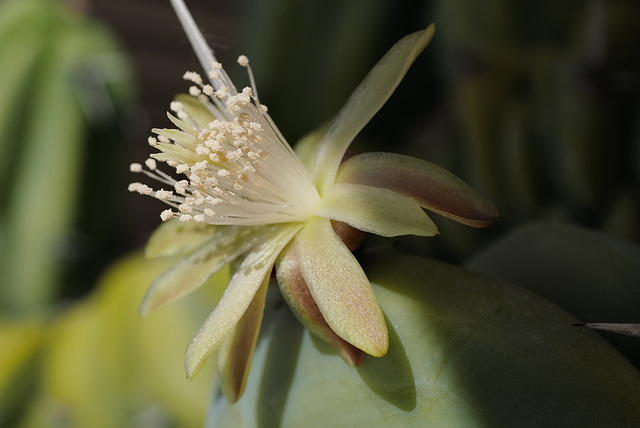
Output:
left=145, top=158, right=157, bottom=170
left=237, top=55, right=249, bottom=67
left=155, top=189, right=173, bottom=200
left=160, top=210, right=175, bottom=221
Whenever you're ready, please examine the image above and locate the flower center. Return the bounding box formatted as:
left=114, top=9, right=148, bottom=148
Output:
left=129, top=57, right=320, bottom=226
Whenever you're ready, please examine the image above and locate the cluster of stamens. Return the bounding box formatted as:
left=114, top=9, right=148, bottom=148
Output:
left=129, top=56, right=320, bottom=226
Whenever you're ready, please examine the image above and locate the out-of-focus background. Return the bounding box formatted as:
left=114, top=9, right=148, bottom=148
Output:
left=1, top=0, right=639, bottom=426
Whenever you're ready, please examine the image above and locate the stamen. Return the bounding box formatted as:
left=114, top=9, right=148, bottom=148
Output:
left=160, top=209, right=175, bottom=221
left=145, top=158, right=157, bottom=170
left=131, top=49, right=321, bottom=226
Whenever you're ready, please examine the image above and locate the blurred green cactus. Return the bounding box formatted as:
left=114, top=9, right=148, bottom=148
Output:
left=0, top=0, right=132, bottom=314
left=435, top=0, right=640, bottom=244
left=210, top=253, right=640, bottom=427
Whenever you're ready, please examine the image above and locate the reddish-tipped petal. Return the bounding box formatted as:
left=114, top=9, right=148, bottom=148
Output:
left=276, top=243, right=364, bottom=366
left=216, top=273, right=269, bottom=403
left=336, top=152, right=498, bottom=228
left=294, top=217, right=388, bottom=357
left=330, top=220, right=365, bottom=252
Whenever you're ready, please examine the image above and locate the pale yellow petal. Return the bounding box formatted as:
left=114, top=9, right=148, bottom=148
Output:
left=293, top=123, right=329, bottom=170
left=317, top=183, right=438, bottom=237
left=175, top=94, right=217, bottom=127
left=309, top=25, right=435, bottom=193
left=185, top=224, right=302, bottom=378
left=153, top=128, right=196, bottom=148
left=145, top=219, right=218, bottom=259
left=139, top=226, right=262, bottom=316
left=216, top=272, right=269, bottom=403
left=294, top=217, right=388, bottom=356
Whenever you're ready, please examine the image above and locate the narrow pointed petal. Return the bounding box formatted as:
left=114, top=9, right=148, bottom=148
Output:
left=295, top=217, right=388, bottom=356
left=317, top=183, right=438, bottom=237
left=336, top=152, right=499, bottom=228
left=185, top=224, right=302, bottom=379
left=154, top=127, right=196, bottom=148
left=167, top=112, right=197, bottom=134
left=216, top=272, right=269, bottom=403
left=276, top=243, right=364, bottom=365
left=293, top=123, right=329, bottom=169
left=175, top=93, right=216, bottom=127
left=145, top=219, right=217, bottom=259
left=139, top=226, right=262, bottom=317
left=310, top=25, right=435, bottom=193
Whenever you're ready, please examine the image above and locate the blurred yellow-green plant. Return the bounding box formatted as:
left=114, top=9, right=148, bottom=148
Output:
left=1, top=252, right=225, bottom=427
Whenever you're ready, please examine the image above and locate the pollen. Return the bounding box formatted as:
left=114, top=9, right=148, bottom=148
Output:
left=128, top=182, right=153, bottom=195
left=176, top=164, right=190, bottom=174
left=145, top=158, right=157, bottom=170
left=237, top=55, right=249, bottom=67
left=178, top=204, right=193, bottom=214
left=183, top=71, right=203, bottom=85
left=155, top=189, right=173, bottom=200
left=160, top=209, right=175, bottom=221
left=170, top=101, right=184, bottom=113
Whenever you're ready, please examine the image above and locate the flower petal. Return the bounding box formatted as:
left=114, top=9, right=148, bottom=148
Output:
left=336, top=152, right=499, bottom=228
left=309, top=25, right=435, bottom=193
left=139, top=226, right=263, bottom=316
left=145, top=219, right=218, bottom=259
left=175, top=93, right=217, bottom=128
left=185, top=224, right=301, bottom=379
left=216, top=271, right=269, bottom=403
left=294, top=217, right=388, bottom=356
left=276, top=243, right=364, bottom=366
left=293, top=123, right=329, bottom=169
left=316, top=183, right=438, bottom=237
